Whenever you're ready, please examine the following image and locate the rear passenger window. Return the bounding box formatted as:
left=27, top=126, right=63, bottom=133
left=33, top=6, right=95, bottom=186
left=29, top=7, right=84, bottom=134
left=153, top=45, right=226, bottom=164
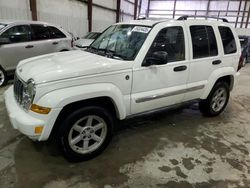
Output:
left=31, top=25, right=50, bottom=40
left=207, top=26, right=218, bottom=56
left=146, top=26, right=185, bottom=63
left=190, top=25, right=218, bottom=59
left=49, top=26, right=66, bottom=39
left=218, top=26, right=237, bottom=54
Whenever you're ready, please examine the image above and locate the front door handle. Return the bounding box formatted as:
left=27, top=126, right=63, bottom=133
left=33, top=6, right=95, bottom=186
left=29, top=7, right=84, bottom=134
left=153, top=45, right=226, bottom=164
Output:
left=174, top=65, right=187, bottom=72
left=25, top=45, right=34, bottom=49
left=212, top=60, right=222, bottom=65
left=52, top=42, right=58, bottom=45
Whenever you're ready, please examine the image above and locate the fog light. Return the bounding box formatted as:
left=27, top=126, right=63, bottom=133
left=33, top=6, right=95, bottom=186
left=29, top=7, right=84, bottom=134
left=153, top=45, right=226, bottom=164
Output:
left=31, top=104, right=51, bottom=114
left=35, top=126, right=44, bottom=134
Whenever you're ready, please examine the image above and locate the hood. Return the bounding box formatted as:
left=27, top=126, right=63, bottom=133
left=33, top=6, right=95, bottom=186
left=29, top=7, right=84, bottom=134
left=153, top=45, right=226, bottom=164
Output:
left=74, top=39, right=94, bottom=47
left=17, top=50, right=132, bottom=84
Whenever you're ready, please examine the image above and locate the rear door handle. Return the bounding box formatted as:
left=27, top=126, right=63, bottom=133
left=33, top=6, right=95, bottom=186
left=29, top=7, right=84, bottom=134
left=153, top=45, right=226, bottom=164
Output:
left=52, top=42, right=58, bottom=45
left=25, top=45, right=34, bottom=49
left=212, top=60, right=221, bottom=65
left=174, top=65, right=187, bottom=72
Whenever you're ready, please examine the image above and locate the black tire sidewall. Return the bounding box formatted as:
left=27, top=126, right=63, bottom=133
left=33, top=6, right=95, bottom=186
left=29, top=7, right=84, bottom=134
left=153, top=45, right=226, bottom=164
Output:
left=207, top=82, right=230, bottom=116
left=59, top=106, right=114, bottom=162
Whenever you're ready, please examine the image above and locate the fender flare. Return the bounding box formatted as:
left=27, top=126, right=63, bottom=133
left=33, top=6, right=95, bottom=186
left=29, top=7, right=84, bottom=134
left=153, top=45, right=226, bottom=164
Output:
left=200, top=67, right=235, bottom=99
left=36, top=83, right=127, bottom=119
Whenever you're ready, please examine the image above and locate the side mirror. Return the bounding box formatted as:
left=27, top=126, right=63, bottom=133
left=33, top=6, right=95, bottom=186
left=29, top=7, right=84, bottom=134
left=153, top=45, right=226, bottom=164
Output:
left=0, top=37, right=10, bottom=45
left=142, top=51, right=168, bottom=67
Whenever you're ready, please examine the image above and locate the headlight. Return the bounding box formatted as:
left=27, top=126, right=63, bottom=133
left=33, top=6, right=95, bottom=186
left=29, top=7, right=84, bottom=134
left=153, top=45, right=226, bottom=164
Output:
left=22, top=79, right=36, bottom=111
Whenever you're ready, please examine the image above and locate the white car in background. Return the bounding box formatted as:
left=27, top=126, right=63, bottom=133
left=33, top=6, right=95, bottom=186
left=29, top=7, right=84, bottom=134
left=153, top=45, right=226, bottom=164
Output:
left=0, top=20, right=73, bottom=86
left=74, top=32, right=101, bottom=49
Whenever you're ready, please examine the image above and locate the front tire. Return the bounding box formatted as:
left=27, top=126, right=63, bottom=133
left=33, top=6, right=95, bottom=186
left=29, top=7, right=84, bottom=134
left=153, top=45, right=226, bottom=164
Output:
left=0, top=67, right=8, bottom=87
left=58, top=106, right=114, bottom=162
left=199, top=82, right=230, bottom=117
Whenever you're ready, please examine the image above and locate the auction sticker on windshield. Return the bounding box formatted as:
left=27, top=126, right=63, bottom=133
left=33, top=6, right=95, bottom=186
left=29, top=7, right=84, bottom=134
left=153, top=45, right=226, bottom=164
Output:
left=132, top=26, right=151, bottom=33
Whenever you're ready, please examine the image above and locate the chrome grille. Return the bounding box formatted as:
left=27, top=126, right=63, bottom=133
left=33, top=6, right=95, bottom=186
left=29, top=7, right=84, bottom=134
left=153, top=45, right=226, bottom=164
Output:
left=14, top=74, right=24, bottom=105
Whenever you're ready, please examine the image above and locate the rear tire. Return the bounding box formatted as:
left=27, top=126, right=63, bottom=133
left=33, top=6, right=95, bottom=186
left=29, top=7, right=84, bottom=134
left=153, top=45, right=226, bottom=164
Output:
left=0, top=67, right=8, bottom=87
left=199, top=82, right=230, bottom=117
left=58, top=106, right=114, bottom=162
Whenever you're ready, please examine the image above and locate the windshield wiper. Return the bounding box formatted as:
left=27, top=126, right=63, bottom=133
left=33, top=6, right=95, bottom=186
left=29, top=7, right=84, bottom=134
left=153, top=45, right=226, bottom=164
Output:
left=86, top=46, right=110, bottom=57
left=86, top=46, right=128, bottom=60
left=86, top=46, right=103, bottom=54
left=106, top=50, right=127, bottom=60
left=85, top=46, right=97, bottom=52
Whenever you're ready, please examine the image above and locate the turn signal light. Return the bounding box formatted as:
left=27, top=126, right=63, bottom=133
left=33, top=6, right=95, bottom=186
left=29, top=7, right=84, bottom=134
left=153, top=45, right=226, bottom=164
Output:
left=35, top=126, right=44, bottom=134
left=31, top=104, right=51, bottom=114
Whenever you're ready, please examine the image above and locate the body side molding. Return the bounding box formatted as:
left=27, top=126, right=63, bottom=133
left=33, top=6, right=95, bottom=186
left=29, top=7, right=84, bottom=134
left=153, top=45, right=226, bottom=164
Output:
left=135, top=85, right=205, bottom=103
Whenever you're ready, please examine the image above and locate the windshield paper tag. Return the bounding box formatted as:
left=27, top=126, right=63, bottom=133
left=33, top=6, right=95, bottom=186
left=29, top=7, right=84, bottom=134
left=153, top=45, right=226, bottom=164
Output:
left=132, top=26, right=151, bottom=33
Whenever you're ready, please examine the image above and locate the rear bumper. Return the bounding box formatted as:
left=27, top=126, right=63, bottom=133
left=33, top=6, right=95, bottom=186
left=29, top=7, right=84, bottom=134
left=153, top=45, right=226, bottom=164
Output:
left=233, top=72, right=240, bottom=89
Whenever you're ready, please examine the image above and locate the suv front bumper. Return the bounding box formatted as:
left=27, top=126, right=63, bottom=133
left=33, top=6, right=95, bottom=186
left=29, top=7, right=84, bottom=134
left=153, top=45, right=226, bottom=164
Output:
left=4, top=86, right=61, bottom=141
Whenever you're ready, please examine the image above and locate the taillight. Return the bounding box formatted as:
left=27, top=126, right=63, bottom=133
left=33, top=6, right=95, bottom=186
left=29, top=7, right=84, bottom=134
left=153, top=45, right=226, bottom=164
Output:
left=237, top=55, right=243, bottom=71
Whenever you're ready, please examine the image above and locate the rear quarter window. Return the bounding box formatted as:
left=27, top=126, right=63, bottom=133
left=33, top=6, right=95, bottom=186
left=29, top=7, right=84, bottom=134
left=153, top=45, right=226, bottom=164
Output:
left=218, top=26, right=237, bottom=54
left=48, top=26, right=66, bottom=39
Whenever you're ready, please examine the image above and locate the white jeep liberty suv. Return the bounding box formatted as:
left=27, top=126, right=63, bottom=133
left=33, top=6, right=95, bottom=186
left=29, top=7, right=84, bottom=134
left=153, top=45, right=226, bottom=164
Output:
left=5, top=16, right=242, bottom=161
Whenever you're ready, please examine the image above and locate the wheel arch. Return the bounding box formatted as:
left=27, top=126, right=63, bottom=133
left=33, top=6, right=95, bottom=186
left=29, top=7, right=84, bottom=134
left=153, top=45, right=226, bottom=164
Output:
left=35, top=83, right=127, bottom=140
left=35, top=83, right=127, bottom=119
left=215, top=75, right=234, bottom=91
left=200, top=67, right=235, bottom=99
left=56, top=96, right=119, bottom=120
left=49, top=96, right=119, bottom=140
left=0, top=64, right=6, bottom=72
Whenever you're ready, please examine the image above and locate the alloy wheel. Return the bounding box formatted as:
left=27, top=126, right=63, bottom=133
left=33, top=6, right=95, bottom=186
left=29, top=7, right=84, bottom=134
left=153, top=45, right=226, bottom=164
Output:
left=0, top=69, right=5, bottom=86
left=68, top=115, right=107, bottom=154
left=211, top=87, right=227, bottom=112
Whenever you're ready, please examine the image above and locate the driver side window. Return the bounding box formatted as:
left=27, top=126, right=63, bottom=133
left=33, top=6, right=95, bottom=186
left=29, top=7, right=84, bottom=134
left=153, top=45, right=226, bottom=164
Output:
left=145, top=26, right=185, bottom=64
left=0, top=25, right=31, bottom=44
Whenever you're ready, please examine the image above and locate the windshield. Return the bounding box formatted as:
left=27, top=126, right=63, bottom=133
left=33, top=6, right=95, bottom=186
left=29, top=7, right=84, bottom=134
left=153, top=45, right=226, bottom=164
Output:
left=86, top=24, right=151, bottom=60
left=0, top=23, right=7, bottom=31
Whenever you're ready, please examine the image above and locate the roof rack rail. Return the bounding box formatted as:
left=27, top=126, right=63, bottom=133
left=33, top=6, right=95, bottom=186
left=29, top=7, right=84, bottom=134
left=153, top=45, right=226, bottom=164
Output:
left=177, top=15, right=228, bottom=23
